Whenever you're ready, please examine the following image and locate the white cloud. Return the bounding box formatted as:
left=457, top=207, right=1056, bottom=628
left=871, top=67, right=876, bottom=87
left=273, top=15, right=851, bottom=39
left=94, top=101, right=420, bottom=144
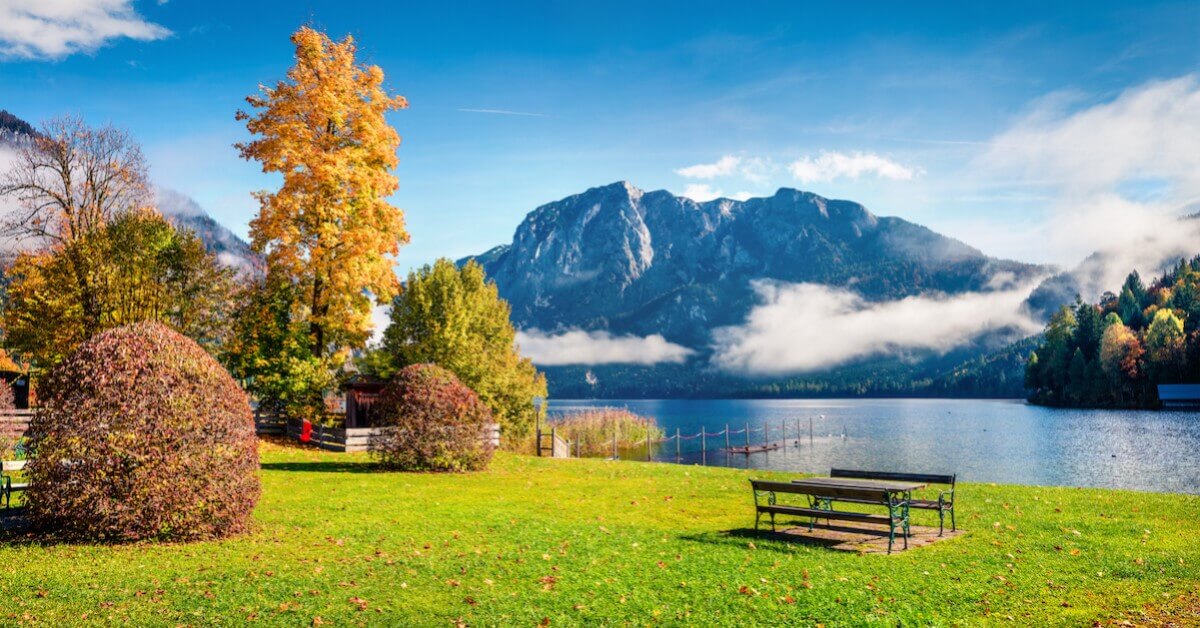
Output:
left=0, top=0, right=171, bottom=60
left=675, top=155, right=741, bottom=179
left=516, top=329, right=695, bottom=366
left=974, top=74, right=1200, bottom=288
left=788, top=151, right=918, bottom=183
left=712, top=281, right=1043, bottom=375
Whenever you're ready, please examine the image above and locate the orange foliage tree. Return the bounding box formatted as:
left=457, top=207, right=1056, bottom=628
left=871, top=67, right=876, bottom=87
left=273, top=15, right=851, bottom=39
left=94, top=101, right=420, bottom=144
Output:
left=236, top=26, right=409, bottom=362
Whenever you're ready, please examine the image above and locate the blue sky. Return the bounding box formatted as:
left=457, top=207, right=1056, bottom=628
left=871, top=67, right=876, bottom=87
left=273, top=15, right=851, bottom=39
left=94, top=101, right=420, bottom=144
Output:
left=2, top=0, right=1198, bottom=272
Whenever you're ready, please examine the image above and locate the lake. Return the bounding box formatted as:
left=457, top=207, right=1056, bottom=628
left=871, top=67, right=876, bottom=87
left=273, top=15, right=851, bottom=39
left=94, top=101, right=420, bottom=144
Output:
left=545, top=398, right=1200, bottom=494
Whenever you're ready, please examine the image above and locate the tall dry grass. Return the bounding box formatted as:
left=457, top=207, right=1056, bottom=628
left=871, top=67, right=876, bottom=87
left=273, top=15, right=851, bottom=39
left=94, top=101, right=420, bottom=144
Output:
left=544, top=408, right=663, bottom=457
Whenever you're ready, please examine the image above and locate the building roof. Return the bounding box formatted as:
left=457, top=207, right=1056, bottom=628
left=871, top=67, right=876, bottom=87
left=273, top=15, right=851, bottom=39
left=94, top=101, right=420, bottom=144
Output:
left=1157, top=384, right=1200, bottom=401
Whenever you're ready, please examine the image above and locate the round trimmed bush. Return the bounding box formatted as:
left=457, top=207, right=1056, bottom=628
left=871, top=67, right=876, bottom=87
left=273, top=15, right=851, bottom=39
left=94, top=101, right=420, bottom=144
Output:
left=371, top=364, right=494, bottom=472
left=25, top=321, right=260, bottom=541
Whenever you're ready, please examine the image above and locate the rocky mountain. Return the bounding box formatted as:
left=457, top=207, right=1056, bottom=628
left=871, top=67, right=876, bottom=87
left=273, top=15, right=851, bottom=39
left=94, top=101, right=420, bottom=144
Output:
left=155, top=188, right=259, bottom=273
left=0, top=110, right=35, bottom=138
left=467, top=182, right=1045, bottom=349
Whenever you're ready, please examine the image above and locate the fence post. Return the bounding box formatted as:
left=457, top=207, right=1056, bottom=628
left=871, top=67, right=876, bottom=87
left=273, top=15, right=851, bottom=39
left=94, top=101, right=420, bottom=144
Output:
left=675, top=428, right=681, bottom=460
left=725, top=424, right=730, bottom=452
left=536, top=424, right=542, bottom=456
left=646, top=430, right=651, bottom=461
left=810, top=416, right=814, bottom=444
left=574, top=434, right=579, bottom=458
left=745, top=423, right=750, bottom=449
left=551, top=426, right=556, bottom=458
left=796, top=419, right=801, bottom=446
left=763, top=422, right=768, bottom=447
left=612, top=430, right=617, bottom=460
left=701, top=427, right=706, bottom=457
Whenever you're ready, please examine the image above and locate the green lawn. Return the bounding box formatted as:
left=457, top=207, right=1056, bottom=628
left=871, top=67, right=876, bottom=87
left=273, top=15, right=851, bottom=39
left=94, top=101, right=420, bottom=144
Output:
left=2, top=441, right=1198, bottom=626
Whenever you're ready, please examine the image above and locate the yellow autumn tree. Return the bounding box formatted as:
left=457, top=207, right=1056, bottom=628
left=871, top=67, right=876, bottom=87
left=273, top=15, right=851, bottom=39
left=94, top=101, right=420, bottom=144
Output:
left=236, top=26, right=409, bottom=361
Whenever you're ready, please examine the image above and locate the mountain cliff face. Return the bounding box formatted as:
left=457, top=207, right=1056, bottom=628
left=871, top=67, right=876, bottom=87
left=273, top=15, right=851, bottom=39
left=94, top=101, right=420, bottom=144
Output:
left=468, top=182, right=1044, bottom=350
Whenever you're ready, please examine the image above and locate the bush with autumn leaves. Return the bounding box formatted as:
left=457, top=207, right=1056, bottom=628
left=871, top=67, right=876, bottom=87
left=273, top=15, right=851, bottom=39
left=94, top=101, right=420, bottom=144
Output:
left=370, top=364, right=495, bottom=472
left=23, top=322, right=260, bottom=541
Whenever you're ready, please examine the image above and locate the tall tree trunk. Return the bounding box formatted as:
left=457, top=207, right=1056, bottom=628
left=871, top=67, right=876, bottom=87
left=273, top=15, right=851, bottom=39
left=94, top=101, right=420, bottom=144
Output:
left=310, top=274, right=325, bottom=359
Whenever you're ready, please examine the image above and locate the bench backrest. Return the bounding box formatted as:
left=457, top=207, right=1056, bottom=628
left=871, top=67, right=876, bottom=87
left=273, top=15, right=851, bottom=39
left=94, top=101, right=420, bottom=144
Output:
left=1, top=460, right=27, bottom=473
left=831, top=468, right=955, bottom=487
left=750, top=479, right=891, bottom=504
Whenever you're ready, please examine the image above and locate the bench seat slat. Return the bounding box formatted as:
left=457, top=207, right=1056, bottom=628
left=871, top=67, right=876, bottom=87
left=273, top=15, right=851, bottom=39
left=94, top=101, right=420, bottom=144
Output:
left=751, top=480, right=891, bottom=504
left=831, top=468, right=954, bottom=486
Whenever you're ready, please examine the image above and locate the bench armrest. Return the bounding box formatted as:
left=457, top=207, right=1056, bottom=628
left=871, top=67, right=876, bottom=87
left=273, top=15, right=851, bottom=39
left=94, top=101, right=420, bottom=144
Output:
left=938, top=489, right=954, bottom=505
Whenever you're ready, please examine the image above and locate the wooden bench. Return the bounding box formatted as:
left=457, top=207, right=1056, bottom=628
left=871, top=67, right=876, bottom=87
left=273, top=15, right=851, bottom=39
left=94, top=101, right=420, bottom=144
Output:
left=830, top=469, right=956, bottom=535
left=750, top=479, right=910, bottom=553
left=1, top=460, right=28, bottom=510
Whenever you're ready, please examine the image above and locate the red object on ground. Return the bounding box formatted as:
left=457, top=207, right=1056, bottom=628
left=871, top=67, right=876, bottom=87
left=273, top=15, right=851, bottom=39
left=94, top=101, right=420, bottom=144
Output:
left=300, top=419, right=313, bottom=443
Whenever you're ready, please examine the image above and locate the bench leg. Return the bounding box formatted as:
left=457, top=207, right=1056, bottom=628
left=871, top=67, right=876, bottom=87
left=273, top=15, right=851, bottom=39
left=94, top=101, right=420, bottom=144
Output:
left=770, top=512, right=776, bottom=532
left=950, top=507, right=956, bottom=532
left=755, top=510, right=761, bottom=531
left=938, top=508, right=945, bottom=536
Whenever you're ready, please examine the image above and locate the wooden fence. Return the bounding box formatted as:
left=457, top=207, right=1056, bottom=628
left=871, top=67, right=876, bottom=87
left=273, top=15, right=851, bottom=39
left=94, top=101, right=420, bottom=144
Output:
left=0, top=409, right=33, bottom=437
left=535, top=426, right=572, bottom=458
left=279, top=417, right=500, bottom=453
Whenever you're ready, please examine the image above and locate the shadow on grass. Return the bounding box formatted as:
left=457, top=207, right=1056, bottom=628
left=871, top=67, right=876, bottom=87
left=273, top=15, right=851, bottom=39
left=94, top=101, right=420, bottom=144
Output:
left=259, top=461, right=383, bottom=474
left=681, top=527, right=845, bottom=553
left=683, top=522, right=897, bottom=553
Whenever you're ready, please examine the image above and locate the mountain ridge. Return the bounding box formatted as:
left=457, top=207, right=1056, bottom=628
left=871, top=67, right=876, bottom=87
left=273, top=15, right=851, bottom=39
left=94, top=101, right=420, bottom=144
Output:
left=466, top=181, right=1046, bottom=349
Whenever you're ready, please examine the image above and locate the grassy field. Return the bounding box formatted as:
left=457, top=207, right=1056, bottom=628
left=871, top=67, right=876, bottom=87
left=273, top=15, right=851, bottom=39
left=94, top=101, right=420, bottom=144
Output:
left=2, top=440, right=1198, bottom=626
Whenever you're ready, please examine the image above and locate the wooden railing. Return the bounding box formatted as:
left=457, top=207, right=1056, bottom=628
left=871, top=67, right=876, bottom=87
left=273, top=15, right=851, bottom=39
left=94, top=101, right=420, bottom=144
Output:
left=0, top=409, right=33, bottom=436
left=281, top=417, right=501, bottom=453
left=536, top=426, right=572, bottom=458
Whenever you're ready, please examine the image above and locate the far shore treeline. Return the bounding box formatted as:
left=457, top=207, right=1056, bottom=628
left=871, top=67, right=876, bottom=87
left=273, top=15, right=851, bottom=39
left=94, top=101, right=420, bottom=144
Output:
left=1025, top=257, right=1200, bottom=408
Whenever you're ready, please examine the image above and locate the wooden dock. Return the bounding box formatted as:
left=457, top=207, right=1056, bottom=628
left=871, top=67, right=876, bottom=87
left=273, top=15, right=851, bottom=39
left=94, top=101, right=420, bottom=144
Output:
left=726, top=442, right=782, bottom=454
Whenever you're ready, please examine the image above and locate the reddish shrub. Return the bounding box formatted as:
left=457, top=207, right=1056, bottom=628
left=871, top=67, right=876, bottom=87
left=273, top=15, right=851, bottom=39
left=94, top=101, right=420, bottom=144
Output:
left=24, top=321, right=260, bottom=541
left=371, top=364, right=494, bottom=472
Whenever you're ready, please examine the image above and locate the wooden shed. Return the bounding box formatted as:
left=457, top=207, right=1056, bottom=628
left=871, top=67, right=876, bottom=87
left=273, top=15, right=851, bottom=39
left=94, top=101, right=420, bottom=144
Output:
left=344, top=375, right=387, bottom=428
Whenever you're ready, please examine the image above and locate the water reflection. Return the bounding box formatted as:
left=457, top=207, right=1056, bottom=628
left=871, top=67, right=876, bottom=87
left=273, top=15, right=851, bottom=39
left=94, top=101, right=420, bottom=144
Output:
left=546, top=398, right=1200, bottom=494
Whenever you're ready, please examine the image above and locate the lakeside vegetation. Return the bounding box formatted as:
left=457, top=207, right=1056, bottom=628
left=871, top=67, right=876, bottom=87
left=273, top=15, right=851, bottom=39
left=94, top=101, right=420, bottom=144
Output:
left=1026, top=257, right=1200, bottom=408
left=542, top=408, right=663, bottom=456
left=3, top=442, right=1198, bottom=625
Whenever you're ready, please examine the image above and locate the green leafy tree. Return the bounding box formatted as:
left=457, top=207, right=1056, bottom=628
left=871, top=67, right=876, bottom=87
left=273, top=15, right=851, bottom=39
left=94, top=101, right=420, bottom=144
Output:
left=1145, top=309, right=1186, bottom=384
left=380, top=259, right=547, bottom=438
left=3, top=210, right=235, bottom=368
left=222, top=275, right=336, bottom=422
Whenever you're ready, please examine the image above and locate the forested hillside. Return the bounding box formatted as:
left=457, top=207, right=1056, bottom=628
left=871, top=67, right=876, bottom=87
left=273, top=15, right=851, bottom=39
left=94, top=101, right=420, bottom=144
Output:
left=1025, top=257, right=1200, bottom=407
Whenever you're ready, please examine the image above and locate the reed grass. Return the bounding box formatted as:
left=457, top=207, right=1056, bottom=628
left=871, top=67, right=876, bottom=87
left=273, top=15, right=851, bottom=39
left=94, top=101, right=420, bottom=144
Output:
left=545, top=408, right=664, bottom=456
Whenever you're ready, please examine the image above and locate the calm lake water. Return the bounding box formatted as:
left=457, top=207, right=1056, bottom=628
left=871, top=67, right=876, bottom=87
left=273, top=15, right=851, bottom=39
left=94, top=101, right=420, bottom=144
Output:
left=545, top=398, right=1200, bottom=494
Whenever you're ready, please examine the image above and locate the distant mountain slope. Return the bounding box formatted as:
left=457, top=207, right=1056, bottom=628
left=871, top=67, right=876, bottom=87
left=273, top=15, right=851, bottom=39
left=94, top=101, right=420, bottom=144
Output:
left=466, top=182, right=1045, bottom=350
left=155, top=188, right=259, bottom=273
left=0, top=110, right=35, bottom=137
